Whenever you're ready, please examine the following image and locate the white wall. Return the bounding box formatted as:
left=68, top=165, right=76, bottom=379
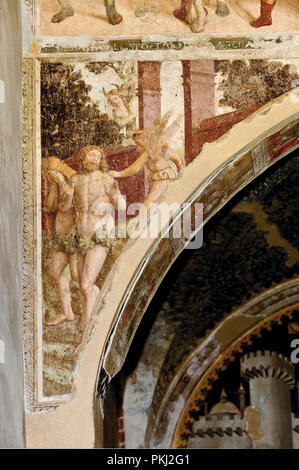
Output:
left=0, top=0, right=24, bottom=448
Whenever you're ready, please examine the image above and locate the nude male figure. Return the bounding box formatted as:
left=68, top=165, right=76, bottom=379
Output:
left=51, top=146, right=126, bottom=329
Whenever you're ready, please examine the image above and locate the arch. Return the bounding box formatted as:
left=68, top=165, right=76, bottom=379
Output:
left=98, top=96, right=299, bottom=387
left=24, top=88, right=299, bottom=449
left=147, top=279, right=299, bottom=448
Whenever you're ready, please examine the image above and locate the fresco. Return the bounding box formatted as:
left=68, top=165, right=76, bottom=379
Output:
left=41, top=60, right=186, bottom=393
left=39, top=58, right=298, bottom=396
left=37, top=0, right=298, bottom=37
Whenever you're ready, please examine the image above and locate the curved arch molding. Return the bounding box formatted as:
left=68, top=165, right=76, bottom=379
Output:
left=100, top=99, right=299, bottom=385
left=148, top=279, right=299, bottom=448
left=24, top=88, right=299, bottom=448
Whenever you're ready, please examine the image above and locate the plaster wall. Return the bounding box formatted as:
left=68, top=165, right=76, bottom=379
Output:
left=0, top=0, right=24, bottom=448
left=123, top=316, right=174, bottom=449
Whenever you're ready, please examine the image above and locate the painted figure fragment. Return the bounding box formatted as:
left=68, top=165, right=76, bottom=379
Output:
left=250, top=0, right=276, bottom=28
left=43, top=147, right=126, bottom=338
left=39, top=0, right=295, bottom=36
left=42, top=157, right=78, bottom=326
left=173, top=0, right=229, bottom=32
left=52, top=0, right=277, bottom=32
left=173, top=0, right=276, bottom=32
left=109, top=111, right=185, bottom=211
left=52, top=0, right=122, bottom=25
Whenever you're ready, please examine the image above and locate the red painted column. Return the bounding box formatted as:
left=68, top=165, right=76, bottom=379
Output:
left=182, top=60, right=216, bottom=164
left=182, top=60, right=192, bottom=163
left=138, top=61, right=162, bottom=197
left=138, top=61, right=162, bottom=129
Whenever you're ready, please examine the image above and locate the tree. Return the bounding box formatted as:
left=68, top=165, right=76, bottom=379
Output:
left=41, top=63, right=121, bottom=160
left=215, top=60, right=298, bottom=110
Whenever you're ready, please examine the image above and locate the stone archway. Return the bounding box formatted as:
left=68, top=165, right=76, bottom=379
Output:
left=98, top=98, right=299, bottom=388
left=24, top=89, right=298, bottom=449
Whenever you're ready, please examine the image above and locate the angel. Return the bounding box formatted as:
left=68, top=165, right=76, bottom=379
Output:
left=42, top=156, right=79, bottom=326
left=105, top=88, right=135, bottom=130
left=109, top=110, right=185, bottom=211
left=51, top=0, right=122, bottom=26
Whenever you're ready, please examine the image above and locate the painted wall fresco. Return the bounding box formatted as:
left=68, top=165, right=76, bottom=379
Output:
left=36, top=0, right=298, bottom=37
left=40, top=59, right=298, bottom=397
left=12, top=0, right=298, bottom=449
left=41, top=60, right=185, bottom=394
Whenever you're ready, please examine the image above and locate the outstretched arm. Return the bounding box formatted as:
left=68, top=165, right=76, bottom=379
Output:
left=109, top=151, right=148, bottom=178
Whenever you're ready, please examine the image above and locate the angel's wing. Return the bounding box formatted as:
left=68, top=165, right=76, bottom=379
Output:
left=162, top=113, right=183, bottom=144
left=119, top=80, right=136, bottom=104
left=138, top=108, right=174, bottom=154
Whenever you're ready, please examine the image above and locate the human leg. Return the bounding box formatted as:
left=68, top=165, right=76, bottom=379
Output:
left=47, top=251, right=75, bottom=325
left=80, top=245, right=108, bottom=327
left=250, top=0, right=276, bottom=28
left=104, top=0, right=122, bottom=25
left=51, top=0, right=75, bottom=23
left=173, top=0, right=191, bottom=20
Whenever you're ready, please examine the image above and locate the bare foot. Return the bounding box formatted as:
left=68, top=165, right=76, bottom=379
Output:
left=46, top=313, right=75, bottom=326
left=51, top=7, right=75, bottom=23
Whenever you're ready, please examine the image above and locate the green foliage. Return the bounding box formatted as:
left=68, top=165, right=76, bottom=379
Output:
left=41, top=63, right=121, bottom=160
left=215, top=59, right=298, bottom=109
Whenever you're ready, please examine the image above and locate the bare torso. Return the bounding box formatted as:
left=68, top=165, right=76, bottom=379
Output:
left=72, top=171, right=120, bottom=236
left=44, top=180, right=75, bottom=239
left=55, top=209, right=75, bottom=239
